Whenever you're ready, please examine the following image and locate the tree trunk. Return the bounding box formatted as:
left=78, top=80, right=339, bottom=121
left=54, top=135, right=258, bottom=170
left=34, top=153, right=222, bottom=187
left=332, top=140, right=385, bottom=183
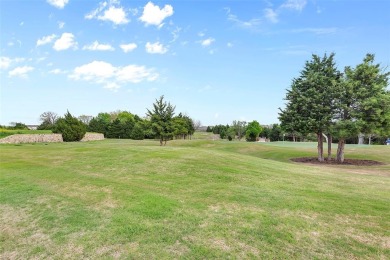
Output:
left=327, top=134, right=332, bottom=161
left=317, top=132, right=324, bottom=162
left=336, top=138, right=345, bottom=163
left=358, top=134, right=364, bottom=144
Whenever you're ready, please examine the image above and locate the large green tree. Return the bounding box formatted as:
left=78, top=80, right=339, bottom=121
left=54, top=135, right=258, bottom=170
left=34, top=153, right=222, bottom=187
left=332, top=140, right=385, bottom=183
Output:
left=279, top=53, right=341, bottom=161
left=245, top=120, right=262, bottom=142
left=269, top=124, right=283, bottom=141
left=334, top=54, right=390, bottom=162
left=232, top=120, right=247, bottom=140
left=147, top=96, right=176, bottom=146
left=88, top=112, right=111, bottom=136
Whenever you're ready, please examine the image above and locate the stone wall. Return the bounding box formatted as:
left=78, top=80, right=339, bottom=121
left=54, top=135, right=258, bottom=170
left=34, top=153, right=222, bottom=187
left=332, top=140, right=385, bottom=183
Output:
left=0, top=133, right=104, bottom=144
left=0, top=134, right=63, bottom=144
left=80, top=133, right=105, bottom=142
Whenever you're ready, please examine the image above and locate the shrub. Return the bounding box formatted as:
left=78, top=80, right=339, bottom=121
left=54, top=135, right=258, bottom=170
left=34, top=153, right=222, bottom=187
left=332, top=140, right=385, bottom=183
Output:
left=53, top=111, right=86, bottom=142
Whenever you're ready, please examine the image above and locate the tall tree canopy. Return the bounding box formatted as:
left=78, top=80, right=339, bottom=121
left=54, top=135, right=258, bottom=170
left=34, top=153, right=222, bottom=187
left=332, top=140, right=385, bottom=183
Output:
left=279, top=53, right=342, bottom=161
left=334, top=54, right=390, bottom=162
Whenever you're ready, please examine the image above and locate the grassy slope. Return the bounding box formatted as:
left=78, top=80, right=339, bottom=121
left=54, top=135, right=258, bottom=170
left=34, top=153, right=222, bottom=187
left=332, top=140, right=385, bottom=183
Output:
left=0, top=139, right=389, bottom=259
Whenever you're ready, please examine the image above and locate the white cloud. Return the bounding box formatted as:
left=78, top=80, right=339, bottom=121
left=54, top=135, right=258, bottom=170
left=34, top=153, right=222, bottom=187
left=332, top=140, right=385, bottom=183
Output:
left=8, top=66, right=34, bottom=78
left=53, top=33, right=77, bottom=51
left=264, top=8, right=279, bottom=23
left=58, top=21, right=65, bottom=29
left=201, top=38, right=215, bottom=47
left=69, top=61, right=158, bottom=90
left=129, top=8, right=139, bottom=16
left=0, top=57, right=12, bottom=69
left=99, top=6, right=129, bottom=24
left=85, top=1, right=108, bottom=20
left=0, top=57, right=25, bottom=70
left=120, top=43, right=137, bottom=53
left=83, top=41, right=115, bottom=51
left=139, top=2, right=173, bottom=27
left=104, top=82, right=121, bottom=91
left=145, top=42, right=168, bottom=54
left=116, top=65, right=158, bottom=83
left=281, top=0, right=307, bottom=11
left=225, top=8, right=262, bottom=30
left=37, top=57, right=47, bottom=63
left=170, top=26, right=181, bottom=43
left=49, top=68, right=66, bottom=74
left=47, top=0, right=69, bottom=9
left=37, top=34, right=57, bottom=46
left=86, top=2, right=129, bottom=25
left=70, top=61, right=115, bottom=82
left=290, top=27, right=338, bottom=35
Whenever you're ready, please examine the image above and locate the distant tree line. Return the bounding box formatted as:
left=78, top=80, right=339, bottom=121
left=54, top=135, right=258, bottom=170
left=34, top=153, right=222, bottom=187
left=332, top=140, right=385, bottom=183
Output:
left=206, top=120, right=263, bottom=142
left=0, top=122, right=29, bottom=130
left=36, top=96, right=197, bottom=144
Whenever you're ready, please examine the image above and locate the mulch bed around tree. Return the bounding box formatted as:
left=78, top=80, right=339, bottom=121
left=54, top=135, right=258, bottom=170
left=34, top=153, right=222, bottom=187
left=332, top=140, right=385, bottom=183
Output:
left=291, top=157, right=385, bottom=166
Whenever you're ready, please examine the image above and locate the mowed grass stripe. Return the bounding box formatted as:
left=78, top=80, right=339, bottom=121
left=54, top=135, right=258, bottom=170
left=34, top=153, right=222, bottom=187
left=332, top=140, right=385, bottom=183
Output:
left=1, top=140, right=389, bottom=259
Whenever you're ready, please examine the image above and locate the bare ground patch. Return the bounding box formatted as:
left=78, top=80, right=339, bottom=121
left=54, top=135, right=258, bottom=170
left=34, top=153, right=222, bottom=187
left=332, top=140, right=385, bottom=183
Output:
left=291, top=157, right=384, bottom=166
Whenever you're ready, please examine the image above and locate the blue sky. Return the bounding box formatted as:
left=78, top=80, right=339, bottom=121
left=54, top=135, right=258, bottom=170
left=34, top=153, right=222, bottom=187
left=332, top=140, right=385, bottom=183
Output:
left=1, top=0, right=389, bottom=126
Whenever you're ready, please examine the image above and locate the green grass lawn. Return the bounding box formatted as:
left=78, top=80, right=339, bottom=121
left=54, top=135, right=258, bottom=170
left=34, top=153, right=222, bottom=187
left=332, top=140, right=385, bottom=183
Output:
left=1, top=139, right=389, bottom=259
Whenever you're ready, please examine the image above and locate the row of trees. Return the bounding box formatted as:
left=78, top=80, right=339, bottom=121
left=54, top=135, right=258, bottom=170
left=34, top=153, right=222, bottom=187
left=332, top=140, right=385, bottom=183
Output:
left=207, top=120, right=263, bottom=142
left=279, top=53, right=390, bottom=163
left=37, top=96, right=197, bottom=144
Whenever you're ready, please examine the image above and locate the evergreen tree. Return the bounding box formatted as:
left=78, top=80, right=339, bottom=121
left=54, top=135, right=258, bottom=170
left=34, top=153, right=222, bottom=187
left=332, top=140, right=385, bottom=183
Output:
left=334, top=54, right=390, bottom=162
left=130, top=123, right=145, bottom=140
left=269, top=124, right=282, bottom=141
left=106, top=119, right=124, bottom=138
left=146, top=96, right=176, bottom=146
left=53, top=111, right=86, bottom=142
left=279, top=53, right=341, bottom=161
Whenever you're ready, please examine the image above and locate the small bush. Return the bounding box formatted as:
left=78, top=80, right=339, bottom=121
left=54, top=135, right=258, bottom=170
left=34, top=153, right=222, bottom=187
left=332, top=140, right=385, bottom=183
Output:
left=53, top=111, right=86, bottom=142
